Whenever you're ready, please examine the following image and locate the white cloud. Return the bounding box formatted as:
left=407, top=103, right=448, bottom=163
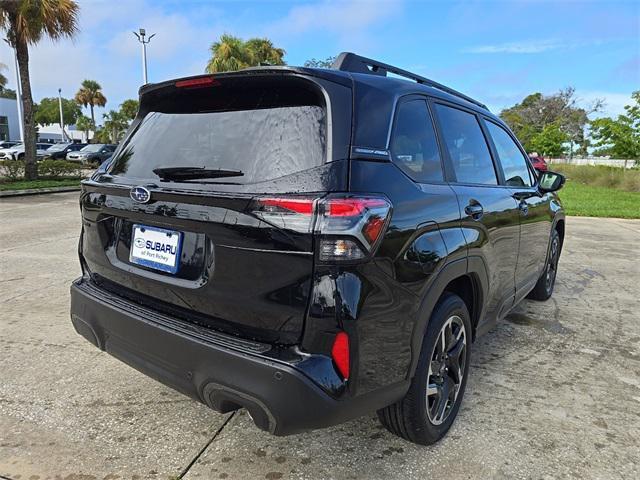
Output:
left=465, top=39, right=563, bottom=54
left=265, top=0, right=402, bottom=51
left=464, top=38, right=605, bottom=54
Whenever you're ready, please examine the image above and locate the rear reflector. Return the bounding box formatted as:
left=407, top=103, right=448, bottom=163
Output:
left=175, top=77, right=219, bottom=88
left=331, top=332, right=350, bottom=380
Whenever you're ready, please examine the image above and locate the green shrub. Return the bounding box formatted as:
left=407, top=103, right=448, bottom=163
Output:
left=0, top=159, right=26, bottom=181
left=552, top=164, right=640, bottom=192
left=38, top=159, right=81, bottom=178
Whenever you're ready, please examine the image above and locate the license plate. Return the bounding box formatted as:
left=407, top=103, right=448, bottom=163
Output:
left=129, top=224, right=182, bottom=274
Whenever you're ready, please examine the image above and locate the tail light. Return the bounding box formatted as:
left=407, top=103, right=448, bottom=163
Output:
left=251, top=194, right=392, bottom=262
left=331, top=331, right=350, bottom=380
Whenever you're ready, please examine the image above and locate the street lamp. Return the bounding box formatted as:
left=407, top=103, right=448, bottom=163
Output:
left=133, top=28, right=155, bottom=85
left=58, top=88, right=66, bottom=142
left=3, top=38, right=24, bottom=141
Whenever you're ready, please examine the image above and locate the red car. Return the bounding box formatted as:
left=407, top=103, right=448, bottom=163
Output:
left=529, top=154, right=548, bottom=172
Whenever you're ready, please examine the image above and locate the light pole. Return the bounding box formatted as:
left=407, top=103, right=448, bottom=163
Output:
left=57, top=88, right=66, bottom=142
left=3, top=38, right=24, bottom=141
left=133, top=28, right=155, bottom=84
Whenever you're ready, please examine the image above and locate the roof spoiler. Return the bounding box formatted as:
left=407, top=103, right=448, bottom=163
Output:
left=331, top=52, right=487, bottom=110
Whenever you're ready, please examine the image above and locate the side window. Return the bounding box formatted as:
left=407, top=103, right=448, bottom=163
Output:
left=433, top=103, right=497, bottom=185
left=390, top=100, right=443, bottom=183
left=485, top=121, right=532, bottom=187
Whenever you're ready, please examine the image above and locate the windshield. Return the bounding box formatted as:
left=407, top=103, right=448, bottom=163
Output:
left=81, top=144, right=103, bottom=153
left=109, top=106, right=326, bottom=184
left=48, top=143, right=69, bottom=151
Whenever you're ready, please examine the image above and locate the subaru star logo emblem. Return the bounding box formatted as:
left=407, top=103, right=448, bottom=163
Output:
left=130, top=186, right=151, bottom=203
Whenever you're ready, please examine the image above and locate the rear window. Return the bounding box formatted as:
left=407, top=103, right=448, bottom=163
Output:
left=109, top=82, right=327, bottom=185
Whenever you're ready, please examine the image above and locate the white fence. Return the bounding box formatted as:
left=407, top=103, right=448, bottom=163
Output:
left=548, top=157, right=637, bottom=169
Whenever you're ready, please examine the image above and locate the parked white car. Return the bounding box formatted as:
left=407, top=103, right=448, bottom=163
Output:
left=0, top=143, right=54, bottom=160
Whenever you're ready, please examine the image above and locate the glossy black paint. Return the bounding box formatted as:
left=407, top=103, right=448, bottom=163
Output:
left=71, top=66, right=565, bottom=435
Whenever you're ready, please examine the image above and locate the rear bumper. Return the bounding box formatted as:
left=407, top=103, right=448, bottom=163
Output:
left=70, top=278, right=406, bottom=435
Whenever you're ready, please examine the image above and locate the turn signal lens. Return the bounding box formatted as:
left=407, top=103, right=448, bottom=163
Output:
left=319, top=238, right=365, bottom=262
left=331, top=332, right=350, bottom=380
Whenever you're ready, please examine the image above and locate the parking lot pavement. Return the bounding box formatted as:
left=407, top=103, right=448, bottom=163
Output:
left=1, top=192, right=638, bottom=479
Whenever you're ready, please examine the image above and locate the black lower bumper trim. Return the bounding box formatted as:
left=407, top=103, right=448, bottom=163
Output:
left=70, top=279, right=407, bottom=435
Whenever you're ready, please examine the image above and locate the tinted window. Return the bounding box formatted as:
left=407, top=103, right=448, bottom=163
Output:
left=485, top=121, right=532, bottom=187
left=434, top=104, right=497, bottom=185
left=109, top=106, right=326, bottom=184
left=390, top=100, right=443, bottom=183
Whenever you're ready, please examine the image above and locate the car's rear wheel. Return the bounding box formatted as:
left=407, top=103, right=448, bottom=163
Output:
left=527, top=228, right=561, bottom=301
left=377, top=292, right=471, bottom=445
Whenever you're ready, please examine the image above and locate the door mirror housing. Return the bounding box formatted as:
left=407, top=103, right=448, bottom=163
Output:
left=538, top=171, right=565, bottom=193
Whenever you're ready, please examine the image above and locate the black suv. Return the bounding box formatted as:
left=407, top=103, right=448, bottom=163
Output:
left=70, top=53, right=565, bottom=445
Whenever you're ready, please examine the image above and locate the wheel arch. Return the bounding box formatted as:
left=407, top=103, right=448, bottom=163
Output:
left=406, top=258, right=487, bottom=379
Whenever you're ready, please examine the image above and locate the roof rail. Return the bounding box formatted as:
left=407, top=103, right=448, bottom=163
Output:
left=331, top=52, right=488, bottom=110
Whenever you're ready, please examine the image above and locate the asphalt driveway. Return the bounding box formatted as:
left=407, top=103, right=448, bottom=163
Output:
left=1, top=192, right=639, bottom=479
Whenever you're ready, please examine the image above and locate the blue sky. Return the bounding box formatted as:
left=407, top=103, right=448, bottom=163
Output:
left=1, top=0, right=638, bottom=125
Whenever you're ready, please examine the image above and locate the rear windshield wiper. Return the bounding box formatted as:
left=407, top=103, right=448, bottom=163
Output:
left=153, top=166, right=244, bottom=181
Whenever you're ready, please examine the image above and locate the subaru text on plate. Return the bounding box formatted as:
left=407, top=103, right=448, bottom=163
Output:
left=70, top=53, right=566, bottom=444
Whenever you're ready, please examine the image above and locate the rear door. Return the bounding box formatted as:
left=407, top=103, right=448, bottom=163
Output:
left=483, top=119, right=553, bottom=299
left=79, top=72, right=352, bottom=344
left=431, top=101, right=521, bottom=323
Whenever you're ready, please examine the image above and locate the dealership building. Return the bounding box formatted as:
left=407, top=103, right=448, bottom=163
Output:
left=0, top=96, right=92, bottom=143
left=0, top=97, right=20, bottom=142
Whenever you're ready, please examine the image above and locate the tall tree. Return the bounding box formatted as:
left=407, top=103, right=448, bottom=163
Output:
left=34, top=96, right=81, bottom=126
left=304, top=56, right=336, bottom=68
left=0, top=0, right=80, bottom=180
left=102, top=110, right=127, bottom=143
left=500, top=87, right=603, bottom=157
left=119, top=99, right=139, bottom=121
left=75, top=115, right=93, bottom=142
left=74, top=79, right=106, bottom=126
left=590, top=91, right=640, bottom=161
left=205, top=34, right=285, bottom=73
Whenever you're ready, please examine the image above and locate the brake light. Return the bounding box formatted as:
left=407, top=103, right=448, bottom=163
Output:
left=325, top=198, right=388, bottom=216
left=331, top=332, right=350, bottom=380
left=259, top=197, right=314, bottom=215
left=251, top=194, right=392, bottom=261
left=175, top=77, right=219, bottom=88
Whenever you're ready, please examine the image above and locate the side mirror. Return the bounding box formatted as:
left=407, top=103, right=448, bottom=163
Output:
left=539, top=171, right=565, bottom=193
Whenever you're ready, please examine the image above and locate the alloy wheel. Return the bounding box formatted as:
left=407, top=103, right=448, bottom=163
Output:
left=545, top=236, right=560, bottom=292
left=426, top=315, right=467, bottom=425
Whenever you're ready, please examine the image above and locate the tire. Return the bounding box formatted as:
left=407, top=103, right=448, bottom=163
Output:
left=527, top=228, right=561, bottom=301
left=377, top=292, right=472, bottom=445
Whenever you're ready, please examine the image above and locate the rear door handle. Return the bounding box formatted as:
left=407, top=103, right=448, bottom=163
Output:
left=464, top=202, right=484, bottom=220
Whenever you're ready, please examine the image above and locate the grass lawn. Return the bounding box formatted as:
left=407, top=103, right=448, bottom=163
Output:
left=558, top=182, right=640, bottom=219
left=0, top=178, right=81, bottom=192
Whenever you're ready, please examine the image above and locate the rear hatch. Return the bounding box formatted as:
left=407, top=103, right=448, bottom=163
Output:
left=79, top=70, right=352, bottom=344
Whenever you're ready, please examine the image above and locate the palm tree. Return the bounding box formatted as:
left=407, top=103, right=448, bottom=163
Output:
left=206, top=34, right=286, bottom=73
left=244, top=38, right=285, bottom=66
left=102, top=110, right=127, bottom=144
left=75, top=79, right=107, bottom=126
left=0, top=0, right=79, bottom=180
left=75, top=115, right=94, bottom=143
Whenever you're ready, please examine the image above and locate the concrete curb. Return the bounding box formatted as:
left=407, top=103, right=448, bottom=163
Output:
left=0, top=186, right=81, bottom=198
